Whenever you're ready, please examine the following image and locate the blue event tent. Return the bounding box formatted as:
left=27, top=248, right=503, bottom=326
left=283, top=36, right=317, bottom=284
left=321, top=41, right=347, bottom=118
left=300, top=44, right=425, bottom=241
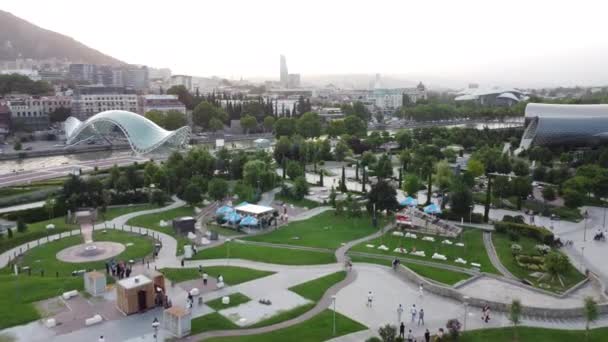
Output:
left=400, top=196, right=418, bottom=207
left=424, top=203, right=442, bottom=214
left=216, top=205, right=234, bottom=216
left=226, top=212, right=242, bottom=224
left=240, top=216, right=259, bottom=227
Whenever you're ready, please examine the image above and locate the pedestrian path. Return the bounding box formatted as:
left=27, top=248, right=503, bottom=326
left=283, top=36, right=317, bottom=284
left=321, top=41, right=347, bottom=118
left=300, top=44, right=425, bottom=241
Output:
left=482, top=231, right=517, bottom=279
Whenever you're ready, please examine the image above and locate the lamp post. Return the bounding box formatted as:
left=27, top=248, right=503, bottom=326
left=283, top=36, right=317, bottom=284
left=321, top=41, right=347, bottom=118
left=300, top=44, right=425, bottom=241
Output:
left=152, top=317, right=160, bottom=342
left=226, top=238, right=231, bottom=265
left=462, top=296, right=470, bottom=332
left=331, top=295, right=337, bottom=336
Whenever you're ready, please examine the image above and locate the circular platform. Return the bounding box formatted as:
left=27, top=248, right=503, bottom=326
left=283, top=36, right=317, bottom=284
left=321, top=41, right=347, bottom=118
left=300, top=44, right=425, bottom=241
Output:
left=56, top=242, right=126, bottom=263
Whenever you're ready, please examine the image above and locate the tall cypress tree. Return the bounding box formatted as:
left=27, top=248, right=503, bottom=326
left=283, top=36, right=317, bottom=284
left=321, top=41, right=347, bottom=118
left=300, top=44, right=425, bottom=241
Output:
left=319, top=170, right=324, bottom=187
left=362, top=168, right=367, bottom=193
left=340, top=166, right=347, bottom=193
left=355, top=162, right=360, bottom=181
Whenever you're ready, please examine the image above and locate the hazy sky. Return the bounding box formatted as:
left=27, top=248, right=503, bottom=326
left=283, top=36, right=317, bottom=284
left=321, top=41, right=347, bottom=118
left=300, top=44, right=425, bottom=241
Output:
left=4, top=0, right=608, bottom=88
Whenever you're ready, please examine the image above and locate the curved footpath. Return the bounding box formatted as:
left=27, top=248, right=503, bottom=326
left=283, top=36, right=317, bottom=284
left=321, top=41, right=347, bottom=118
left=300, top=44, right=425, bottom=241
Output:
left=482, top=231, right=518, bottom=280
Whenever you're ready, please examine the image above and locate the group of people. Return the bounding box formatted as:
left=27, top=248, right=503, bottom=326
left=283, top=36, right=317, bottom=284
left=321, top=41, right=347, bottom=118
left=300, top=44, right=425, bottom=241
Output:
left=481, top=305, right=491, bottom=323
left=104, top=259, right=131, bottom=279
left=396, top=303, right=425, bottom=326
left=593, top=229, right=607, bottom=242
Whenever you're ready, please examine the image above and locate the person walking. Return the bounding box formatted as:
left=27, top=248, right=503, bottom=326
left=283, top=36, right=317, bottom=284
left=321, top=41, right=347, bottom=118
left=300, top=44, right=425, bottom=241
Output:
left=407, top=329, right=414, bottom=342
left=203, top=272, right=208, bottom=286
left=399, top=322, right=405, bottom=339
left=419, top=283, right=424, bottom=298
left=418, top=308, right=425, bottom=325
left=424, top=329, right=430, bottom=342
left=410, top=304, right=417, bottom=323
left=397, top=304, right=404, bottom=323
left=367, top=291, right=373, bottom=307
left=98, top=336, right=105, bottom=342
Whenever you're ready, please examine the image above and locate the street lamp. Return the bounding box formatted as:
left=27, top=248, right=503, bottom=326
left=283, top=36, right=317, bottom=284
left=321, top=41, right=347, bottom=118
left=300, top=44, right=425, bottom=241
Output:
left=462, top=296, right=470, bottom=331
left=226, top=238, right=232, bottom=265
left=152, top=317, right=160, bottom=342
left=331, top=295, right=337, bottom=336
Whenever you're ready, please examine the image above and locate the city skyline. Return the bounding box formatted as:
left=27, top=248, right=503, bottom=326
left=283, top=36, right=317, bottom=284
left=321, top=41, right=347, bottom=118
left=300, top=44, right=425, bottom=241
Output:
left=2, top=0, right=608, bottom=88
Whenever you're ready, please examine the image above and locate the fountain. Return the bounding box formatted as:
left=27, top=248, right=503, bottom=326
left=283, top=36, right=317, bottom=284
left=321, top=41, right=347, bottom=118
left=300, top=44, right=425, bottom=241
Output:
left=56, top=222, right=126, bottom=263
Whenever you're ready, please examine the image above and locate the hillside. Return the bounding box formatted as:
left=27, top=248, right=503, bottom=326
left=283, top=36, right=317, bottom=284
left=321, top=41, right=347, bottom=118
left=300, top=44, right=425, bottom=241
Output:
left=0, top=10, right=123, bottom=65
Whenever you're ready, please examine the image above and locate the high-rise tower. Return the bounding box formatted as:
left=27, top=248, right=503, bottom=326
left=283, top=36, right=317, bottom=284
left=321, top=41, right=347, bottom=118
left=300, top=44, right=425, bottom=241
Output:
left=280, top=55, right=288, bottom=87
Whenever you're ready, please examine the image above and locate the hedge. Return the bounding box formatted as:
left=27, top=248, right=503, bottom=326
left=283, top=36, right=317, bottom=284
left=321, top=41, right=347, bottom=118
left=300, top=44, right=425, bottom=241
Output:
left=495, top=221, right=554, bottom=245
left=439, top=209, right=484, bottom=224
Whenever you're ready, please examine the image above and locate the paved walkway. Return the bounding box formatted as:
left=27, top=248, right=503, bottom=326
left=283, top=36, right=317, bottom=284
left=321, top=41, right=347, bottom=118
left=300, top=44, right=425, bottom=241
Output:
left=482, top=231, right=517, bottom=279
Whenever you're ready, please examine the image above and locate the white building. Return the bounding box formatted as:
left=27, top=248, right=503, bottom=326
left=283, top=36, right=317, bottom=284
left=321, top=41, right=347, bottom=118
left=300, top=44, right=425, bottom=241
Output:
left=170, top=75, right=193, bottom=92
left=6, top=96, right=71, bottom=130
left=368, top=82, right=427, bottom=112
left=138, top=94, right=186, bottom=115
left=71, top=94, right=138, bottom=120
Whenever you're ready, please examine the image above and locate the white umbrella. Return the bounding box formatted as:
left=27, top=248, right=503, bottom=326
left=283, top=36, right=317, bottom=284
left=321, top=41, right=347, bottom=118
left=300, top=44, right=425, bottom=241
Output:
left=46, top=224, right=55, bottom=230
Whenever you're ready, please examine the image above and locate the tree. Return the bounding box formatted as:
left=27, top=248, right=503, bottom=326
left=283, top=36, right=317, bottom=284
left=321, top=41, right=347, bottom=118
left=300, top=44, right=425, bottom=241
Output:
left=375, top=154, right=393, bottom=179
left=209, top=118, right=224, bottom=133
left=377, top=324, right=397, bottom=342
left=143, top=162, right=159, bottom=187
left=208, top=178, right=229, bottom=200
left=368, top=180, right=398, bottom=213
left=116, top=174, right=131, bottom=193
left=344, top=115, right=366, bottom=136
left=584, top=296, right=598, bottom=339
left=361, top=151, right=377, bottom=168
left=293, top=176, right=309, bottom=200
left=163, top=110, right=188, bottom=130
left=449, top=177, right=473, bottom=217
left=17, top=218, right=27, bottom=233
left=509, top=299, right=522, bottom=341
left=13, top=141, right=22, bottom=151
left=167, top=85, right=194, bottom=109
left=296, top=112, right=322, bottom=138
left=192, top=101, right=227, bottom=129
left=150, top=189, right=167, bottom=206
left=544, top=252, right=569, bottom=285
left=44, top=196, right=55, bottom=220
left=7, top=227, right=13, bottom=239
left=182, top=183, right=202, bottom=206
left=234, top=181, right=256, bottom=202
left=286, top=160, right=304, bottom=180
left=542, top=186, right=556, bottom=201
left=334, top=140, right=350, bottom=162
left=326, top=120, right=345, bottom=137
left=144, top=110, right=165, bottom=127
left=394, top=130, right=412, bottom=149
left=511, top=177, right=532, bottom=210
left=433, top=160, right=452, bottom=195
left=274, top=117, right=296, bottom=137
left=403, top=174, right=421, bottom=196
left=512, top=159, right=530, bottom=177
left=240, top=114, right=257, bottom=134
left=339, top=166, right=348, bottom=193
left=263, top=116, right=275, bottom=132
left=243, top=160, right=266, bottom=187
left=49, top=106, right=71, bottom=122
left=399, top=149, right=411, bottom=171
left=467, top=159, right=485, bottom=178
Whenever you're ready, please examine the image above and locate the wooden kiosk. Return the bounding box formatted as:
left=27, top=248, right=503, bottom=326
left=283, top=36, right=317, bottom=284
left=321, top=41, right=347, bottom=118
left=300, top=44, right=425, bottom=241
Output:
left=116, top=275, right=155, bottom=315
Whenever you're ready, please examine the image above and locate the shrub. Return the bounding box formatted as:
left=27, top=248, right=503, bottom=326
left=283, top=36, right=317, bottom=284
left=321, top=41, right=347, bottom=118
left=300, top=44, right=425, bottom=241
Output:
left=495, top=221, right=554, bottom=245
left=446, top=319, right=462, bottom=339
left=378, top=324, right=397, bottom=342
left=503, top=215, right=526, bottom=224
left=508, top=230, right=520, bottom=242
left=511, top=244, right=522, bottom=255
left=365, top=338, right=382, bottom=342
left=439, top=209, right=484, bottom=223
left=16, top=218, right=27, bottom=233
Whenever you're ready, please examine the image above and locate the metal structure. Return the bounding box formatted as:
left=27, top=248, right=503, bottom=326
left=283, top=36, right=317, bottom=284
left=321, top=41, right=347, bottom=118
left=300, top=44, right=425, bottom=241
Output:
left=64, top=110, right=190, bottom=154
left=518, top=103, right=608, bottom=151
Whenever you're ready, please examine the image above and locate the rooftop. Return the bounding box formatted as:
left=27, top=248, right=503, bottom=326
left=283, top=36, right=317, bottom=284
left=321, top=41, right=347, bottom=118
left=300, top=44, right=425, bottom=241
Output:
left=117, top=275, right=152, bottom=289
left=235, top=203, right=274, bottom=215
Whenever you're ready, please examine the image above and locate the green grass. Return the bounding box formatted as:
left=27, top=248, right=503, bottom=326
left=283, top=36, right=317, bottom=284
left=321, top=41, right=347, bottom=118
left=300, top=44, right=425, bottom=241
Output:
left=349, top=255, right=471, bottom=286
left=5, top=230, right=154, bottom=277
left=457, top=326, right=608, bottom=342
left=492, top=232, right=585, bottom=293
left=204, top=309, right=367, bottom=342
left=99, top=204, right=158, bottom=221
left=289, top=271, right=346, bottom=301
left=190, top=241, right=336, bottom=265
left=126, top=206, right=194, bottom=255
left=206, top=292, right=251, bottom=311
left=249, top=303, right=315, bottom=328
left=190, top=312, right=240, bottom=334
left=160, top=266, right=274, bottom=285
left=0, top=216, right=75, bottom=254
left=350, top=228, right=498, bottom=273
left=244, top=211, right=384, bottom=250
left=0, top=275, right=82, bottom=329
left=275, top=193, right=320, bottom=209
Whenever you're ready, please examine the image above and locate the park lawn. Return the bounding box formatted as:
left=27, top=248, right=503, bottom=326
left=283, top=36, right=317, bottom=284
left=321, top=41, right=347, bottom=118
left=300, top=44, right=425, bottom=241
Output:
left=275, top=193, right=320, bottom=209
left=206, top=292, right=251, bottom=311
left=244, top=210, right=384, bottom=249
left=7, top=230, right=154, bottom=277
left=458, top=326, right=608, bottom=342
left=190, top=242, right=336, bottom=265
left=204, top=309, right=367, bottom=342
left=126, top=206, right=194, bottom=255
left=349, top=255, right=471, bottom=286
left=0, top=216, right=75, bottom=254
left=289, top=271, right=347, bottom=301
left=492, top=232, right=585, bottom=293
left=0, top=275, right=82, bottom=329
left=160, top=266, right=274, bottom=285
left=99, top=204, right=158, bottom=221
left=190, top=312, right=240, bottom=334
left=350, top=228, right=497, bottom=273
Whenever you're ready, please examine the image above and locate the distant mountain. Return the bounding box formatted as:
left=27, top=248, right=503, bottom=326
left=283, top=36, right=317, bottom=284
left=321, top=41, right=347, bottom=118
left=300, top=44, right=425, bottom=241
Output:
left=0, top=10, right=123, bottom=65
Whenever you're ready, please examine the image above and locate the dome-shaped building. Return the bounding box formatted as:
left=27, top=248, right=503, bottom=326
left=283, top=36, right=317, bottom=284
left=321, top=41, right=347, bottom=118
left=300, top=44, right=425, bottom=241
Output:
left=64, top=110, right=190, bottom=154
